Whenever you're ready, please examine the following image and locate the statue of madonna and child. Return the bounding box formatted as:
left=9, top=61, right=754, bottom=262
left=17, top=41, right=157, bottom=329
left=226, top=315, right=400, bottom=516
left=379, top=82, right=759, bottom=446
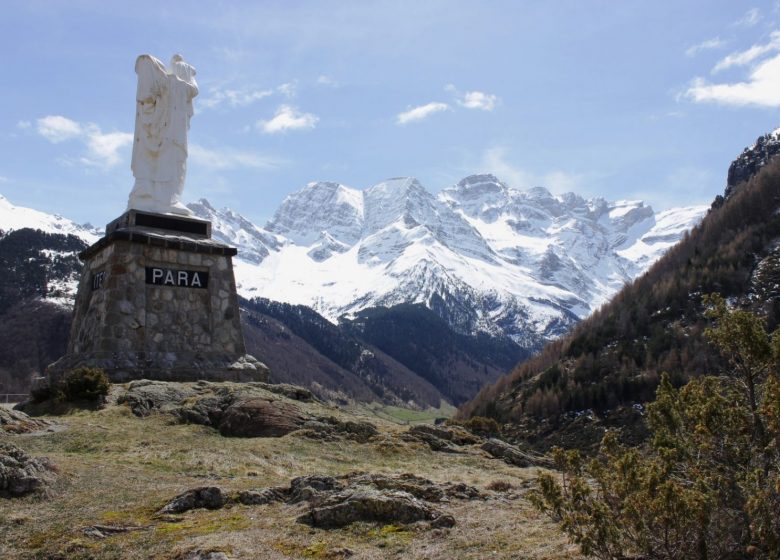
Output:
left=127, top=53, right=198, bottom=216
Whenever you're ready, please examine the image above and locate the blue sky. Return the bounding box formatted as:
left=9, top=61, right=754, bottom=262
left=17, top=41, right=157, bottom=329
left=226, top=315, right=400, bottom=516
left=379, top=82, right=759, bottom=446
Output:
left=2, top=1, right=780, bottom=225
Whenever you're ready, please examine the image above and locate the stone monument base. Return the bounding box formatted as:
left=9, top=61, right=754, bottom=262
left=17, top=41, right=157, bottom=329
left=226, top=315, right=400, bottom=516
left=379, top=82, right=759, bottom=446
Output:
left=47, top=209, right=268, bottom=384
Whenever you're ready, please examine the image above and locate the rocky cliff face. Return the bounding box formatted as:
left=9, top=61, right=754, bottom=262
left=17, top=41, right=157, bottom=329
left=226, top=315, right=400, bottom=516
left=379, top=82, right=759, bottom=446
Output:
left=727, top=126, right=780, bottom=195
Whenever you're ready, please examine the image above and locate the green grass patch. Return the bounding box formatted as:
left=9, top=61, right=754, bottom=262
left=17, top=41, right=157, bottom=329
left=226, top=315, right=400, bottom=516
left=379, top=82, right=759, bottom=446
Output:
left=356, top=402, right=456, bottom=424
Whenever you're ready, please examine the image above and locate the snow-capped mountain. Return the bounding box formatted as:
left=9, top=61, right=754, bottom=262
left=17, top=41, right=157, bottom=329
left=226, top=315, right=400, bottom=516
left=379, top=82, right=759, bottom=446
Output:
left=0, top=176, right=706, bottom=350
left=0, top=194, right=102, bottom=243
left=189, top=174, right=708, bottom=350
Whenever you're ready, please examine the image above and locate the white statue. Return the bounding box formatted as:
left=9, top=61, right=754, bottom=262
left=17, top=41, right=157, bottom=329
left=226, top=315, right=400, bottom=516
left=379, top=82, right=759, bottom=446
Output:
left=127, top=54, right=198, bottom=216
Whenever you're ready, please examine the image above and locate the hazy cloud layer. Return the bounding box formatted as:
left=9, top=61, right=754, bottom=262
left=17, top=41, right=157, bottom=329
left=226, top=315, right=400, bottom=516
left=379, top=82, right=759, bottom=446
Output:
left=200, top=87, right=274, bottom=109
left=190, top=144, right=285, bottom=170
left=481, top=146, right=583, bottom=192
left=685, top=37, right=726, bottom=57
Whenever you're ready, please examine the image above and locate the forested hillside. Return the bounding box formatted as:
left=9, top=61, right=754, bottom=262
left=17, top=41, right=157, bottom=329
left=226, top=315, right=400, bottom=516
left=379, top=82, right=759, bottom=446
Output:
left=460, top=137, right=780, bottom=450
left=0, top=228, right=87, bottom=393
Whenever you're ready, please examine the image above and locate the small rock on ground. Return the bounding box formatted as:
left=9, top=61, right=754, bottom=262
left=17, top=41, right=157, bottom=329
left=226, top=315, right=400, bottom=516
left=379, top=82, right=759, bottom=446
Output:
left=0, top=442, right=57, bottom=497
left=157, top=486, right=227, bottom=514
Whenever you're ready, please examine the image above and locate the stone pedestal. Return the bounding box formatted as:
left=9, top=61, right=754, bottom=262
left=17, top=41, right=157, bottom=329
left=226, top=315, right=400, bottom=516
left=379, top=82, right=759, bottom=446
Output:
left=48, top=210, right=268, bottom=383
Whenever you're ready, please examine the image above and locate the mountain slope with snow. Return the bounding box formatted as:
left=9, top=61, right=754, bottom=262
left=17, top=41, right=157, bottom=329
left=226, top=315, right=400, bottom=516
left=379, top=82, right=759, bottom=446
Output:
left=189, top=174, right=707, bottom=350
left=0, top=195, right=101, bottom=244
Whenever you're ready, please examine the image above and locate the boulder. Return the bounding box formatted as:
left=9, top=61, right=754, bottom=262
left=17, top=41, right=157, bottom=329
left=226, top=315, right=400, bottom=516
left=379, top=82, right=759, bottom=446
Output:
left=0, top=442, right=56, bottom=497
left=218, top=398, right=310, bottom=437
left=157, top=486, right=227, bottom=514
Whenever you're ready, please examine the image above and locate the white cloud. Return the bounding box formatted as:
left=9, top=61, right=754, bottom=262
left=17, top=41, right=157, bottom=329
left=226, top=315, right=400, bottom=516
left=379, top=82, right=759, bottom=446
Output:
left=258, top=105, right=319, bottom=134
left=445, top=84, right=500, bottom=111
left=459, top=90, right=499, bottom=111
left=316, top=75, right=338, bottom=87
left=277, top=82, right=297, bottom=98
left=34, top=115, right=132, bottom=167
left=0, top=176, right=8, bottom=183
left=84, top=129, right=134, bottom=167
left=189, top=144, right=285, bottom=170
left=200, top=87, right=274, bottom=109
left=685, top=37, right=726, bottom=57
left=396, top=102, right=449, bottom=125
left=16, top=120, right=31, bottom=130
left=36, top=115, right=83, bottom=143
left=684, top=52, right=780, bottom=107
left=735, top=7, right=761, bottom=27
left=712, top=31, right=780, bottom=72
left=481, top=146, right=583, bottom=192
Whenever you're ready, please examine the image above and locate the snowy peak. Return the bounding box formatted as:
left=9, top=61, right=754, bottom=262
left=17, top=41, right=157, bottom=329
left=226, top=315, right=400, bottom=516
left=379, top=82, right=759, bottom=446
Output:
left=225, top=174, right=704, bottom=350
left=441, top=174, right=510, bottom=219
left=187, top=198, right=282, bottom=264
left=266, top=181, right=363, bottom=246
left=362, top=177, right=430, bottom=233
left=0, top=194, right=101, bottom=244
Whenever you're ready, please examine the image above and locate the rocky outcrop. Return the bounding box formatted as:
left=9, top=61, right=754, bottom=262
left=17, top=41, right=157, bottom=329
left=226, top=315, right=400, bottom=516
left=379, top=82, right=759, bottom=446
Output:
left=118, top=380, right=198, bottom=417
left=157, top=486, right=228, bottom=514
left=400, top=423, right=481, bottom=452
left=0, top=407, right=55, bottom=434
left=159, top=472, right=484, bottom=530
left=297, top=417, right=378, bottom=443
left=297, top=488, right=452, bottom=529
left=117, top=380, right=380, bottom=441
left=218, top=398, right=309, bottom=437
left=727, top=127, right=780, bottom=194
left=481, top=438, right=549, bottom=467
left=0, top=442, right=57, bottom=497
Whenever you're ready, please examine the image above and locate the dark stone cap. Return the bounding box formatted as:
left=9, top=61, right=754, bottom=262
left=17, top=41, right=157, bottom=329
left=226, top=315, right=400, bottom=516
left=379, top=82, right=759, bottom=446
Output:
left=107, top=209, right=212, bottom=238
left=79, top=229, right=238, bottom=261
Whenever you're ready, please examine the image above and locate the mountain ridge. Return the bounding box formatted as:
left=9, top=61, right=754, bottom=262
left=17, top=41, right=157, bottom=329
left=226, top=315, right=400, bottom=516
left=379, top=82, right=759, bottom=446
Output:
left=187, top=174, right=706, bottom=352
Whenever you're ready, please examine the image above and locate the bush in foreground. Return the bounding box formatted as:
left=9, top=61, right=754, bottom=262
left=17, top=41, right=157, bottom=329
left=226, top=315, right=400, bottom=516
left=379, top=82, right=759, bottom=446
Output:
left=61, top=367, right=110, bottom=402
left=531, top=294, right=780, bottom=559
left=28, top=367, right=109, bottom=409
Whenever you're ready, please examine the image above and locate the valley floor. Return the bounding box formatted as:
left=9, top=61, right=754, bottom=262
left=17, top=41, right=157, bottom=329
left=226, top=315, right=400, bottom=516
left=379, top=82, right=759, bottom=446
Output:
left=0, top=386, right=579, bottom=560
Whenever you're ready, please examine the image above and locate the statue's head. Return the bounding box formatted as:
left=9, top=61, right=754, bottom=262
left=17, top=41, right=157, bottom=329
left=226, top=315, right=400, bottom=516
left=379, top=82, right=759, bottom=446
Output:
left=170, top=54, right=196, bottom=83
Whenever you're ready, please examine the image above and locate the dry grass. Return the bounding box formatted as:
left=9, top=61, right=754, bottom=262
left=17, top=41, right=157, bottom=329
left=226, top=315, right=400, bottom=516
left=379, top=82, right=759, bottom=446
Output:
left=0, top=385, right=581, bottom=559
